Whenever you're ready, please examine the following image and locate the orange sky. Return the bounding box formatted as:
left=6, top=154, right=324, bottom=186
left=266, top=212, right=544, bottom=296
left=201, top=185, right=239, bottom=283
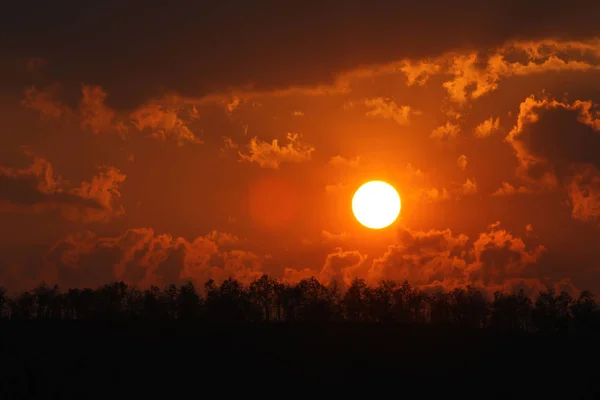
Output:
left=1, top=2, right=600, bottom=296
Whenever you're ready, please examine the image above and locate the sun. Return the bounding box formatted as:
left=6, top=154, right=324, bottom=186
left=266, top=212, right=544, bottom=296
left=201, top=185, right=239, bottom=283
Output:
left=352, top=181, right=401, bottom=229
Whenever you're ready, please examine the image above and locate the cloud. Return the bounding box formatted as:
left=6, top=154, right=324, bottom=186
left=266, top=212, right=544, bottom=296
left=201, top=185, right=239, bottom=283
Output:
left=10, top=1, right=600, bottom=109
left=438, top=40, right=600, bottom=104
left=21, top=85, right=72, bottom=120
left=238, top=133, right=314, bottom=169
left=466, top=226, right=547, bottom=288
left=400, top=60, right=441, bottom=85
left=363, top=97, right=419, bottom=125
left=329, top=155, right=361, bottom=168
left=431, top=121, right=460, bottom=139
left=505, top=95, right=600, bottom=220
left=318, top=248, right=368, bottom=287
left=474, top=116, right=500, bottom=138
left=0, top=153, right=125, bottom=223
left=44, top=228, right=264, bottom=289
left=457, top=155, right=468, bottom=170
left=460, top=178, right=478, bottom=196
left=79, top=85, right=128, bottom=136
left=21, top=85, right=201, bottom=144
left=129, top=101, right=201, bottom=145
left=407, top=187, right=450, bottom=204
left=364, top=224, right=552, bottom=297
left=321, top=230, right=351, bottom=244
left=368, top=227, right=470, bottom=288
left=567, top=165, right=600, bottom=222
left=491, top=182, right=535, bottom=196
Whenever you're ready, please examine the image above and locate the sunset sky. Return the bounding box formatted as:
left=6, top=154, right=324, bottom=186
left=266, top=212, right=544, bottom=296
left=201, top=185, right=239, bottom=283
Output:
left=2, top=1, right=600, bottom=296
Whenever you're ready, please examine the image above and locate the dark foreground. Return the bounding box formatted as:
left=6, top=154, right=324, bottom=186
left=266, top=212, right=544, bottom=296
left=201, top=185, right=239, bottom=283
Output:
left=0, top=322, right=598, bottom=399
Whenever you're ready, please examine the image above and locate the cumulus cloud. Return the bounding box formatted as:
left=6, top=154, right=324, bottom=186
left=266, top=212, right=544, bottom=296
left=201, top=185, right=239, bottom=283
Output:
left=368, top=227, right=470, bottom=287
left=474, top=116, right=500, bottom=138
left=431, top=121, right=460, bottom=139
left=44, top=228, right=264, bottom=289
left=0, top=153, right=125, bottom=222
left=318, top=248, right=368, bottom=287
left=275, top=222, right=559, bottom=297
left=129, top=102, right=201, bottom=145
left=238, top=133, right=315, bottom=169
left=466, top=226, right=547, bottom=289
left=505, top=94, right=600, bottom=220
left=364, top=224, right=552, bottom=297
left=363, top=97, right=419, bottom=125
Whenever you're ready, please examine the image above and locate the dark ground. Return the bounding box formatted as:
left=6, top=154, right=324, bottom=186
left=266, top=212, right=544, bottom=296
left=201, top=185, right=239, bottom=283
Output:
left=0, top=322, right=598, bottom=399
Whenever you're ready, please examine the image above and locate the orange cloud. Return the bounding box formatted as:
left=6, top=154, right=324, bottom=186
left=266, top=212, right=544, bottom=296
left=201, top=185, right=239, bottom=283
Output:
left=21, top=85, right=72, bottom=120
left=321, top=230, right=351, bottom=244
left=79, top=85, right=128, bottom=136
left=400, top=60, right=441, bottom=86
left=130, top=102, right=201, bottom=145
left=44, top=228, right=264, bottom=289
left=431, top=121, right=460, bottom=139
left=0, top=153, right=125, bottom=223
left=459, top=178, right=478, bottom=197
left=238, top=133, right=314, bottom=169
left=329, top=155, right=361, bottom=168
left=368, top=227, right=469, bottom=288
left=318, top=248, right=368, bottom=287
left=491, top=182, right=535, bottom=197
left=363, top=97, right=419, bottom=125
left=474, top=116, right=500, bottom=138
left=466, top=226, right=546, bottom=288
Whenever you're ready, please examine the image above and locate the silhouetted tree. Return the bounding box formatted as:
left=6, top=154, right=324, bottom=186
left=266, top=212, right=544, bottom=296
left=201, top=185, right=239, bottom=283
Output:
left=249, top=274, right=277, bottom=321
left=448, top=286, right=491, bottom=328
left=177, top=281, right=202, bottom=320
left=0, top=276, right=598, bottom=338
left=0, top=286, right=7, bottom=319
left=295, top=277, right=334, bottom=321
left=532, top=289, right=573, bottom=334
left=33, top=283, right=62, bottom=320
left=205, top=278, right=256, bottom=322
left=491, top=289, right=532, bottom=332
left=342, top=278, right=369, bottom=321
left=571, top=290, right=599, bottom=334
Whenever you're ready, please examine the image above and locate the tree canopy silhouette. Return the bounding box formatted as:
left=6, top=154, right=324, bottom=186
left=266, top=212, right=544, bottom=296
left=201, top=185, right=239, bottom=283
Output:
left=1, top=275, right=598, bottom=334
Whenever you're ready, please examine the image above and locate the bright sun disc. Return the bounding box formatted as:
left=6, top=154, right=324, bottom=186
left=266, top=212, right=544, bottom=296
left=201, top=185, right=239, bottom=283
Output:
left=352, top=181, right=401, bottom=229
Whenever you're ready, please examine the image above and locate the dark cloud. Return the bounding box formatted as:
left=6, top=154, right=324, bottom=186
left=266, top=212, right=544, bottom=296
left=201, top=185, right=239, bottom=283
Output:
left=3, top=1, right=600, bottom=109
left=506, top=96, right=600, bottom=220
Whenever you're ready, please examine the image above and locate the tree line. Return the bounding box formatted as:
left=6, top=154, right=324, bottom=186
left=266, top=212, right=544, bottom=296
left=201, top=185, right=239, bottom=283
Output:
left=0, top=275, right=598, bottom=334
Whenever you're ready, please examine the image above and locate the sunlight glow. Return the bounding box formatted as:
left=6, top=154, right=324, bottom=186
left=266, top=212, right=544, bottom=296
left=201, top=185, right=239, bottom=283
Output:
left=352, top=181, right=401, bottom=229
